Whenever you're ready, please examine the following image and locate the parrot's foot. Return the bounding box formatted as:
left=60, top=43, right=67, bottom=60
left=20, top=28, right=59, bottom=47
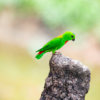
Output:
left=52, top=52, right=61, bottom=55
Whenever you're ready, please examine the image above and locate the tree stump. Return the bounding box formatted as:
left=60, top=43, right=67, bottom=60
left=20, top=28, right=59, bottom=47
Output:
left=40, top=52, right=91, bottom=100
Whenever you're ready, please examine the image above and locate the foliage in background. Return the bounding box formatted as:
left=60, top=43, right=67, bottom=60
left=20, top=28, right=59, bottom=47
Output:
left=0, top=0, right=100, bottom=31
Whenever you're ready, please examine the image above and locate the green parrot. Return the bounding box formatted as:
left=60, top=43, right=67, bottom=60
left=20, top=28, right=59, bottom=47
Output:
left=35, top=31, right=75, bottom=59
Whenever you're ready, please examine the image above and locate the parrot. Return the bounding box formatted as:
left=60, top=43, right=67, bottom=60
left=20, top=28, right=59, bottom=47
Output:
left=35, top=31, right=75, bottom=59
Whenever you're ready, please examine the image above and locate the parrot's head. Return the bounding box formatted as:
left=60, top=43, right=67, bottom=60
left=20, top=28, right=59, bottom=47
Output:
left=63, top=31, right=75, bottom=41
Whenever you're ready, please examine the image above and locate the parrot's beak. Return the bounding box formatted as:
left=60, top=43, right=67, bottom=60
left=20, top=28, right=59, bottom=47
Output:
left=72, top=39, right=75, bottom=41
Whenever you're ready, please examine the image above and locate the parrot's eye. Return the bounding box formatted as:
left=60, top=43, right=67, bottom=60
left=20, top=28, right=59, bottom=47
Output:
left=71, top=35, right=73, bottom=38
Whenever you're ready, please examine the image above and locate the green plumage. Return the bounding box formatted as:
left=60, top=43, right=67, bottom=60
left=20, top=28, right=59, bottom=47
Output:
left=35, top=52, right=45, bottom=59
left=35, top=31, right=75, bottom=59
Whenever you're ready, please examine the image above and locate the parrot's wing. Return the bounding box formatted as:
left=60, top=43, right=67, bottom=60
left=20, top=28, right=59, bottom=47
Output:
left=36, top=38, right=62, bottom=52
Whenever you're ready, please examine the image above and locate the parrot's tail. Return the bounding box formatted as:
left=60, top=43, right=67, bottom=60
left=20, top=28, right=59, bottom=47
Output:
left=35, top=51, right=45, bottom=59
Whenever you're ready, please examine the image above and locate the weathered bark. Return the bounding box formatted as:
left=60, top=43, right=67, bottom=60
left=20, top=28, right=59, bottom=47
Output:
left=40, top=52, right=91, bottom=100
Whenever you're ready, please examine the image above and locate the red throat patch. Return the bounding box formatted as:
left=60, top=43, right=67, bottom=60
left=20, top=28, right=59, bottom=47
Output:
left=38, top=51, right=44, bottom=54
left=65, top=41, right=68, bottom=44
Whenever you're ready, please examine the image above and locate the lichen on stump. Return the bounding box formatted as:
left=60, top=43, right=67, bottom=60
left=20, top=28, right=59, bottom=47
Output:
left=40, top=52, right=91, bottom=100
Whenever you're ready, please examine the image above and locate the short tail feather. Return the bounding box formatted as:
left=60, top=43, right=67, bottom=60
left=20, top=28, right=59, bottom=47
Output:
left=35, top=51, right=45, bottom=59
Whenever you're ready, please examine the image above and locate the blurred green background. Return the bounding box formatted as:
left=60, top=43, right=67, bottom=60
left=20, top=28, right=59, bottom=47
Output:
left=0, top=0, right=100, bottom=100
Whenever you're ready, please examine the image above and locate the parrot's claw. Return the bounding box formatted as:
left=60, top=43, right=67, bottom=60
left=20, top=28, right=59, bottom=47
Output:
left=52, top=52, right=61, bottom=55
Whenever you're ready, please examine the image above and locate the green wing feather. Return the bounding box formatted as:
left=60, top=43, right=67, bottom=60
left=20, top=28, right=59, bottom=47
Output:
left=36, top=37, right=62, bottom=52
